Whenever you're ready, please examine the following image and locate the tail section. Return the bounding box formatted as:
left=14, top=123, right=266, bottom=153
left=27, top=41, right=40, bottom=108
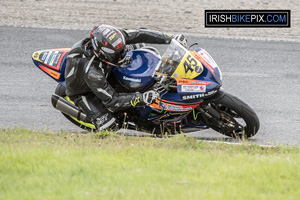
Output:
left=32, top=48, right=70, bottom=85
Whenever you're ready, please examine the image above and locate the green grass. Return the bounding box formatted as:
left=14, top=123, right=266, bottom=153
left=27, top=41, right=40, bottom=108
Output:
left=0, top=128, right=300, bottom=200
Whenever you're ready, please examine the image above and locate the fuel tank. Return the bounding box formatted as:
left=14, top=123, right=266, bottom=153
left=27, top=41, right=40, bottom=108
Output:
left=112, top=49, right=160, bottom=91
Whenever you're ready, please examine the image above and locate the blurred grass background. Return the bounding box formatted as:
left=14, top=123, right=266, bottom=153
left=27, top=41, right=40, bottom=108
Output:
left=0, top=128, right=299, bottom=200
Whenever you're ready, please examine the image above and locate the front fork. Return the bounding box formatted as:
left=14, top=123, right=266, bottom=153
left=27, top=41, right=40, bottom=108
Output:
left=196, top=89, right=226, bottom=127
left=198, top=105, right=220, bottom=120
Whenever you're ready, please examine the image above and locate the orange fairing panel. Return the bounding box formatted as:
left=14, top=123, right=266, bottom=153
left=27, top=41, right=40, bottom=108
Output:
left=150, top=98, right=200, bottom=112
left=39, top=65, right=60, bottom=80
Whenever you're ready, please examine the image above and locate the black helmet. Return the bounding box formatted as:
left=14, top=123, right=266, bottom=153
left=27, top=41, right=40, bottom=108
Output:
left=90, top=25, right=126, bottom=66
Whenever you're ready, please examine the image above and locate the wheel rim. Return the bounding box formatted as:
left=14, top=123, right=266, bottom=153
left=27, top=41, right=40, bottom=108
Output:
left=204, top=103, right=248, bottom=136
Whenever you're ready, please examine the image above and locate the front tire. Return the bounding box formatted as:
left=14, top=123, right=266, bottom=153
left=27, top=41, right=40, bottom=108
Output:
left=201, top=92, right=260, bottom=138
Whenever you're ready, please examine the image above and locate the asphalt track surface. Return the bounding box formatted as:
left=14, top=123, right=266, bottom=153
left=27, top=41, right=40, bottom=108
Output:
left=1, top=26, right=300, bottom=146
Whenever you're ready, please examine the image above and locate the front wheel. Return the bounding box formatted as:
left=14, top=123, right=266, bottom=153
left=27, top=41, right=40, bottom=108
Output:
left=200, top=92, right=260, bottom=138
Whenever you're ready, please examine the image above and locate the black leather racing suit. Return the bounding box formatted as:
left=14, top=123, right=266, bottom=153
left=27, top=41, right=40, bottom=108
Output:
left=65, top=28, right=173, bottom=130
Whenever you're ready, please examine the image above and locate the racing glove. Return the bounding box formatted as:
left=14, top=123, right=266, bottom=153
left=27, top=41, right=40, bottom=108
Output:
left=125, top=43, right=146, bottom=51
left=174, top=34, right=187, bottom=48
left=131, top=90, right=159, bottom=107
left=120, top=43, right=146, bottom=67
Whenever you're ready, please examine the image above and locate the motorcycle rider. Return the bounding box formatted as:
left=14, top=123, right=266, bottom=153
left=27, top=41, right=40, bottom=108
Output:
left=65, top=24, right=187, bottom=131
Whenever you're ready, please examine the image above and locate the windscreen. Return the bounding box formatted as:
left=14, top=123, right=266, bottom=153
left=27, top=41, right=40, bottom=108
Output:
left=155, top=40, right=203, bottom=80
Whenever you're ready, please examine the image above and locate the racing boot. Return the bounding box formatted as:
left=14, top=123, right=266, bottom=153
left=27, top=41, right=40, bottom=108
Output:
left=76, top=93, right=118, bottom=132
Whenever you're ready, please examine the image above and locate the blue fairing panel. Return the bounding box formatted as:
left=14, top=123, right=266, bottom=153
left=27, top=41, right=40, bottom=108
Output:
left=113, top=49, right=160, bottom=90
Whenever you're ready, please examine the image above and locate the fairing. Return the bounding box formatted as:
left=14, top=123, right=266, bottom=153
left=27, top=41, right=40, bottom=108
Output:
left=32, top=48, right=70, bottom=86
left=112, top=49, right=160, bottom=91
left=32, top=40, right=223, bottom=129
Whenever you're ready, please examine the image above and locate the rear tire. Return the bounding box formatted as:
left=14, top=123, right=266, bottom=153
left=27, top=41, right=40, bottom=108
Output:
left=201, top=92, right=260, bottom=138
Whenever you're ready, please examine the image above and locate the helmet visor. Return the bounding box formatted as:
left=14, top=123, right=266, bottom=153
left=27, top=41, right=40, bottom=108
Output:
left=105, top=48, right=126, bottom=65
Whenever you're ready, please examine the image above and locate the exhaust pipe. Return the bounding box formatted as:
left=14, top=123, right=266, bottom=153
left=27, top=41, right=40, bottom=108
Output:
left=51, top=94, right=91, bottom=123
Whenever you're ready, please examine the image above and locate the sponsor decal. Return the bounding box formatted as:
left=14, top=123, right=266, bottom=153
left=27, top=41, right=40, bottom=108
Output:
left=102, top=28, right=111, bottom=36
left=198, top=50, right=216, bottom=68
left=53, top=53, right=62, bottom=65
left=182, top=90, right=218, bottom=101
left=44, top=51, right=53, bottom=64
left=101, top=47, right=115, bottom=54
left=190, top=80, right=209, bottom=85
left=177, top=79, right=188, bottom=84
left=46, top=51, right=55, bottom=64
left=112, top=38, right=122, bottom=48
left=158, top=102, right=167, bottom=110
left=176, top=78, right=211, bottom=86
left=33, top=52, right=39, bottom=59
left=93, top=37, right=98, bottom=47
left=49, top=51, right=59, bottom=66
left=194, top=65, right=202, bottom=73
left=192, top=50, right=216, bottom=76
left=167, top=104, right=192, bottom=112
left=131, top=96, right=141, bottom=107
left=96, top=26, right=106, bottom=32
left=181, top=85, right=206, bottom=92
left=123, top=76, right=141, bottom=83
left=109, top=32, right=116, bottom=41
left=97, top=113, right=109, bottom=125
left=106, top=31, right=114, bottom=37
left=115, top=42, right=123, bottom=50
left=91, top=38, right=97, bottom=50
left=41, top=52, right=48, bottom=61
left=32, top=51, right=42, bottom=61
left=150, top=98, right=200, bottom=112
left=39, top=65, right=60, bottom=79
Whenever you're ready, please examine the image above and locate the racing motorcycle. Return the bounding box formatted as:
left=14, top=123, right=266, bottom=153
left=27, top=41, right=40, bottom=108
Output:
left=32, top=39, right=260, bottom=138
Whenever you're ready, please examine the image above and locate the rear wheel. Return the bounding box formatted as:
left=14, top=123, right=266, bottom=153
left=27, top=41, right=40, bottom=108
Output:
left=200, top=92, right=260, bottom=138
left=54, top=84, right=96, bottom=132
